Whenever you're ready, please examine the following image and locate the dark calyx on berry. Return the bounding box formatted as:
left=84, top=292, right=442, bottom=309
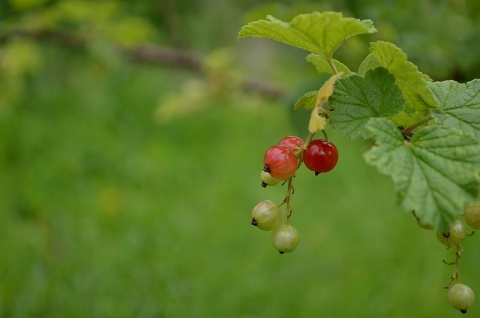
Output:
left=251, top=218, right=258, bottom=226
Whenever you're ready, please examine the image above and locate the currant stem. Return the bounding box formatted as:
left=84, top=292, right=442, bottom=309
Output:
left=321, top=129, right=329, bottom=141
left=284, top=177, right=294, bottom=222
left=401, top=116, right=433, bottom=136
left=327, top=56, right=339, bottom=75
left=445, top=244, right=463, bottom=289
left=295, top=132, right=315, bottom=160
left=304, top=132, right=315, bottom=146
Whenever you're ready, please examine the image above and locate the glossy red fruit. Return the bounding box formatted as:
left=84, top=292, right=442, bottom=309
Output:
left=302, top=139, right=338, bottom=175
left=263, top=145, right=298, bottom=180
left=279, top=136, right=304, bottom=152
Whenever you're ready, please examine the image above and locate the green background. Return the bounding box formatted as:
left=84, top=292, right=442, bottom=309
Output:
left=1, top=0, right=479, bottom=317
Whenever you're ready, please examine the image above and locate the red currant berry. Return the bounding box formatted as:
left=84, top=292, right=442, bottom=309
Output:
left=263, top=145, right=298, bottom=180
left=279, top=136, right=304, bottom=152
left=302, top=139, right=338, bottom=175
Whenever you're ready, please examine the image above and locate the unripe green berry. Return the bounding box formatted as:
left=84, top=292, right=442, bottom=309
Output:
left=464, top=200, right=480, bottom=229
left=271, top=224, right=299, bottom=254
left=260, top=170, right=281, bottom=187
left=448, top=283, right=475, bottom=314
left=251, top=200, right=281, bottom=231
left=436, top=219, right=466, bottom=247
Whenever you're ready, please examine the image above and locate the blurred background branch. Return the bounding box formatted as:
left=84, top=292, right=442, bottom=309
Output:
left=2, top=28, right=285, bottom=100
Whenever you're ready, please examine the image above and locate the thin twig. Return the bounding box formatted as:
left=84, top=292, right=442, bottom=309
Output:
left=284, top=177, right=294, bottom=221
left=402, top=116, right=433, bottom=136
left=1, top=28, right=286, bottom=100
left=444, top=244, right=463, bottom=289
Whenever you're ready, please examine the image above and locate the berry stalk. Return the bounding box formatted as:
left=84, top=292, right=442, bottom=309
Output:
left=443, top=244, right=463, bottom=289
left=284, top=177, right=294, bottom=222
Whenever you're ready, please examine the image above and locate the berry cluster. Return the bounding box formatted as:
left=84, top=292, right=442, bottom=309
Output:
left=251, top=134, right=339, bottom=254
left=416, top=200, right=480, bottom=313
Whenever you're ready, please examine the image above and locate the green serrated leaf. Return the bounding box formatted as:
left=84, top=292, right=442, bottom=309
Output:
left=357, top=53, right=380, bottom=76
left=306, top=54, right=352, bottom=75
left=364, top=118, right=480, bottom=231
left=294, top=90, right=317, bottom=110
left=328, top=67, right=405, bottom=138
left=238, top=11, right=376, bottom=57
left=366, top=41, right=438, bottom=115
left=429, top=79, right=480, bottom=139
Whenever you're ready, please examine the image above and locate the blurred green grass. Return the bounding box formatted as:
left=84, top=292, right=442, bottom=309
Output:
left=1, top=58, right=479, bottom=318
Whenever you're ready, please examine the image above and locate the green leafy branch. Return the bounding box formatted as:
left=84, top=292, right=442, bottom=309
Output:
left=238, top=11, right=480, bottom=231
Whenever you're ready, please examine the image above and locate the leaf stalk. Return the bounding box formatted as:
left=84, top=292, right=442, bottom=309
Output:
left=401, top=116, right=433, bottom=137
